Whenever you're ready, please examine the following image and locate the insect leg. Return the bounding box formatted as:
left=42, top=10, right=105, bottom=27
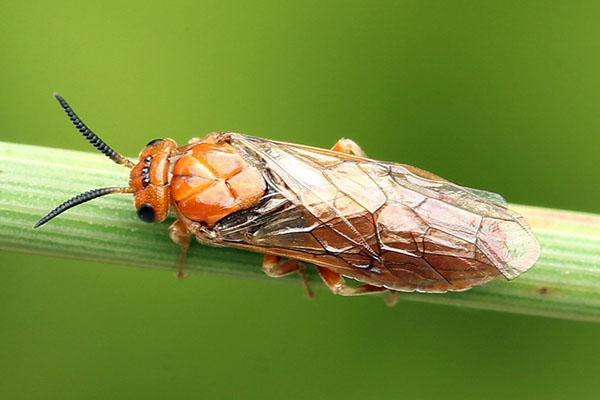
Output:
left=187, top=132, right=224, bottom=145
left=384, top=291, right=400, bottom=307
left=317, top=266, right=387, bottom=296
left=262, top=255, right=314, bottom=298
left=331, top=138, right=367, bottom=157
left=169, top=219, right=192, bottom=280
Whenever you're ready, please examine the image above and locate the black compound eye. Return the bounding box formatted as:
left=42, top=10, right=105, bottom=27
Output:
left=137, top=204, right=155, bottom=223
left=146, top=138, right=163, bottom=146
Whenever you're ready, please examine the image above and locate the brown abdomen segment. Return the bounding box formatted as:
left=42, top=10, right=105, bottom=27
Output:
left=171, top=142, right=266, bottom=226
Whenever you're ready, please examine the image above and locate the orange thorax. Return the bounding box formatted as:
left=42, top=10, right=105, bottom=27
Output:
left=171, top=142, right=266, bottom=226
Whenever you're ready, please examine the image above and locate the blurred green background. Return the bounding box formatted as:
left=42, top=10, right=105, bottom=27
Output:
left=2, top=1, right=600, bottom=399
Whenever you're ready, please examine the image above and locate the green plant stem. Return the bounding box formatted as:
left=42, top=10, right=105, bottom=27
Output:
left=2, top=141, right=600, bottom=322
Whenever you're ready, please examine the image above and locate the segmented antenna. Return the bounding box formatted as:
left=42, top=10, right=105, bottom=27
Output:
left=33, top=187, right=134, bottom=228
left=53, top=93, right=135, bottom=168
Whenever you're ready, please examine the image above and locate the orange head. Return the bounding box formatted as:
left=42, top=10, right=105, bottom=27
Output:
left=129, top=138, right=177, bottom=223
left=34, top=94, right=179, bottom=228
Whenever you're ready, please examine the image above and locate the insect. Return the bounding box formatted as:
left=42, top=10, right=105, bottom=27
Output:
left=35, top=94, right=540, bottom=297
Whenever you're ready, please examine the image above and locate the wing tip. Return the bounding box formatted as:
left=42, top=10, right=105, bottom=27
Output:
left=478, top=215, right=541, bottom=280
left=502, top=235, right=541, bottom=280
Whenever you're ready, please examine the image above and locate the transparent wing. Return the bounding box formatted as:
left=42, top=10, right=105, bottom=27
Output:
left=464, top=187, right=507, bottom=206
left=209, top=134, right=540, bottom=293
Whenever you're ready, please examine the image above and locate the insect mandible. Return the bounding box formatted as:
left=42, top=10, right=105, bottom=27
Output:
left=35, top=94, right=541, bottom=298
